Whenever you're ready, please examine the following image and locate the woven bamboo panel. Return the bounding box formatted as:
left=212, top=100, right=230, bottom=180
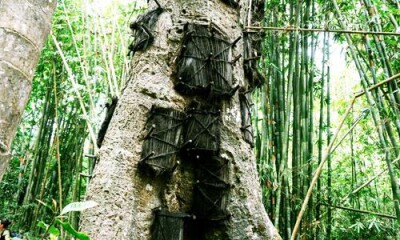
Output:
left=152, top=209, right=190, bottom=240
left=191, top=155, right=230, bottom=221
left=129, top=7, right=163, bottom=55
left=182, top=102, right=221, bottom=158
left=176, top=24, right=238, bottom=99
left=239, top=91, right=254, bottom=147
left=243, top=32, right=265, bottom=89
left=139, top=107, right=185, bottom=177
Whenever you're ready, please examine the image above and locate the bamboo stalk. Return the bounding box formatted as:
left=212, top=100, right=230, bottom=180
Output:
left=291, top=2, right=302, bottom=232
left=246, top=26, right=400, bottom=36
left=350, top=109, right=357, bottom=209
left=53, top=70, right=64, bottom=237
left=331, top=110, right=369, bottom=153
left=325, top=25, right=332, bottom=238
left=60, top=0, right=95, bottom=111
left=51, top=34, right=99, bottom=152
left=316, top=28, right=327, bottom=239
left=342, top=157, right=400, bottom=201
left=354, top=73, right=400, bottom=98
left=320, top=203, right=397, bottom=219
left=291, top=97, right=356, bottom=240
left=32, top=133, right=56, bottom=228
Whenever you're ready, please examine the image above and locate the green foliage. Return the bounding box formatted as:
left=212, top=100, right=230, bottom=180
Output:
left=35, top=201, right=96, bottom=240
left=60, top=201, right=98, bottom=215
left=256, top=0, right=400, bottom=239
left=0, top=0, right=136, bottom=238
left=55, top=220, right=89, bottom=240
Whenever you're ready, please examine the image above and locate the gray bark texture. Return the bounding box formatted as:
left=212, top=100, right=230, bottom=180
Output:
left=81, top=0, right=280, bottom=239
left=0, top=0, right=56, bottom=181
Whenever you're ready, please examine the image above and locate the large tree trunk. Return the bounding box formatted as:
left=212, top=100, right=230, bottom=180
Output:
left=0, top=0, right=56, bottom=181
left=81, top=0, right=280, bottom=239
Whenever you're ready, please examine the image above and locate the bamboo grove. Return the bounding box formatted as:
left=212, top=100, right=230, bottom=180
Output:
left=0, top=0, right=137, bottom=238
left=254, top=0, right=400, bottom=239
left=0, top=0, right=399, bottom=239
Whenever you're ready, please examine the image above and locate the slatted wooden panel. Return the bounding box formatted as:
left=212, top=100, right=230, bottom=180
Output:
left=192, top=181, right=230, bottom=221
left=191, top=155, right=230, bottom=221
left=239, top=91, right=254, bottom=147
left=139, top=107, right=185, bottom=177
left=175, top=24, right=238, bottom=99
left=152, top=210, right=190, bottom=240
left=243, top=31, right=265, bottom=89
left=129, top=7, right=163, bottom=55
left=182, top=102, right=221, bottom=158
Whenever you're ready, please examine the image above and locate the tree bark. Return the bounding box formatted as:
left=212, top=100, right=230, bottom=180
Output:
left=81, top=1, right=280, bottom=239
left=0, top=0, right=56, bottom=181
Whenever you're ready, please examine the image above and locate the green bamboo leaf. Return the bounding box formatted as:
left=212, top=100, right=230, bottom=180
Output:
left=61, top=201, right=98, bottom=215
left=37, top=221, right=49, bottom=230
left=48, top=225, right=60, bottom=236
left=56, top=219, right=90, bottom=240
